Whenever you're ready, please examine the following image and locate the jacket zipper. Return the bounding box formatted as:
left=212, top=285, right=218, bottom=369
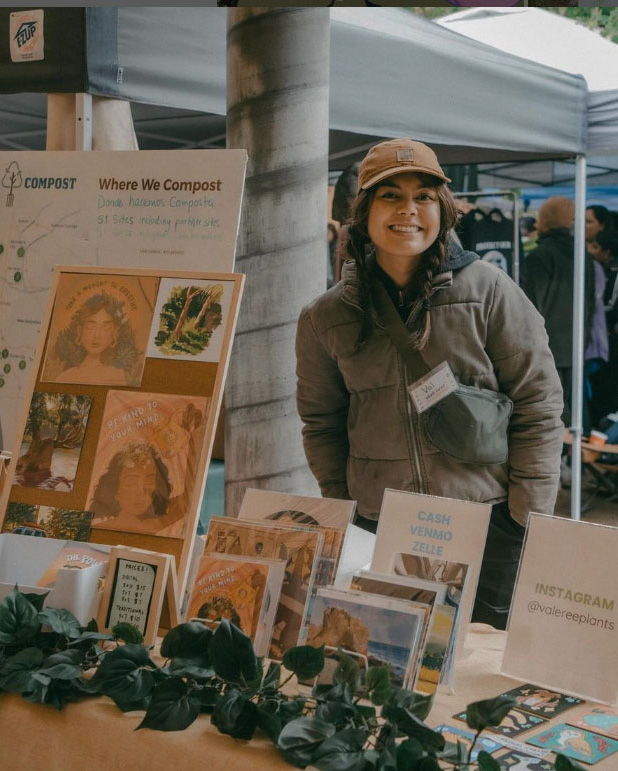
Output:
left=402, top=357, right=427, bottom=494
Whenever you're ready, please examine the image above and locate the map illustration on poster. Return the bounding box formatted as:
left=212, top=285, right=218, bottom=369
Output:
left=0, top=149, right=247, bottom=448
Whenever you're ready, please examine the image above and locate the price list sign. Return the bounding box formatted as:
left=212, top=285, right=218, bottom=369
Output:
left=98, top=546, right=177, bottom=645
left=107, top=558, right=158, bottom=635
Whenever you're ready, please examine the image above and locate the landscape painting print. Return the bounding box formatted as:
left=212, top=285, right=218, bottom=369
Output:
left=87, top=390, right=209, bottom=537
left=147, top=277, right=234, bottom=362
left=41, top=273, right=159, bottom=387
left=13, top=392, right=92, bottom=492
left=2, top=502, right=93, bottom=541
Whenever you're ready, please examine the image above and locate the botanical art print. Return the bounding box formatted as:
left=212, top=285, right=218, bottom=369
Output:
left=147, top=277, right=234, bottom=362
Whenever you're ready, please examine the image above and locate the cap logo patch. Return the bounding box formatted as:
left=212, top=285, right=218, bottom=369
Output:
left=397, top=149, right=414, bottom=162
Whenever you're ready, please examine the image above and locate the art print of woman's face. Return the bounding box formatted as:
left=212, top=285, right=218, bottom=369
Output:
left=115, top=458, right=158, bottom=516
left=367, top=172, right=441, bottom=264
left=78, top=308, right=118, bottom=356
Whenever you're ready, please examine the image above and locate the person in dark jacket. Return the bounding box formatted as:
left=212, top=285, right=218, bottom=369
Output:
left=522, top=196, right=595, bottom=429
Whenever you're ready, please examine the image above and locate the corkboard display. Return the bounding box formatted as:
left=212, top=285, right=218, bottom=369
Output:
left=0, top=266, right=244, bottom=598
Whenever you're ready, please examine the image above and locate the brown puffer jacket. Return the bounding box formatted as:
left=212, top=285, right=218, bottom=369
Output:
left=296, top=254, right=564, bottom=526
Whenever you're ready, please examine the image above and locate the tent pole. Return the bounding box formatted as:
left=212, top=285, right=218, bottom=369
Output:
left=570, top=153, right=586, bottom=521
left=75, top=93, right=92, bottom=151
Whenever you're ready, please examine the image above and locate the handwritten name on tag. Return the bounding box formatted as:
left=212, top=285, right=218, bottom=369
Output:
left=408, top=361, right=458, bottom=414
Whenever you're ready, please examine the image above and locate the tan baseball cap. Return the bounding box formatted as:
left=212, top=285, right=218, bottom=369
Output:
left=358, top=138, right=451, bottom=190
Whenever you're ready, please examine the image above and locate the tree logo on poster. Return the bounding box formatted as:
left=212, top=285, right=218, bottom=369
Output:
left=2, top=162, right=22, bottom=208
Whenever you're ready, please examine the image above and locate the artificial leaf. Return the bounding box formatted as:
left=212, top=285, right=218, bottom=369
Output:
left=355, top=704, right=377, bottom=721
left=38, top=649, right=83, bottom=680
left=22, top=592, right=48, bottom=612
left=555, top=755, right=587, bottom=771
left=396, top=738, right=423, bottom=770
left=198, top=685, right=220, bottom=711
left=386, top=707, right=444, bottom=751
left=160, top=622, right=212, bottom=662
left=283, top=645, right=325, bottom=680
left=382, top=688, right=433, bottom=722
left=88, top=644, right=155, bottom=710
left=209, top=619, right=259, bottom=684
left=477, top=750, right=501, bottom=771
left=38, top=607, right=82, bottom=639
left=0, top=588, right=41, bottom=645
left=315, top=701, right=356, bottom=726
left=169, top=657, right=215, bottom=681
left=25, top=675, right=82, bottom=711
left=323, top=682, right=353, bottom=705
left=279, top=698, right=307, bottom=725
left=465, top=695, right=517, bottom=732
left=256, top=699, right=283, bottom=742
left=365, top=666, right=391, bottom=706
left=112, top=623, right=144, bottom=645
left=277, top=716, right=336, bottom=768
left=312, top=727, right=368, bottom=771
left=211, top=688, right=258, bottom=740
left=262, top=661, right=281, bottom=692
left=137, top=678, right=200, bottom=731
left=414, top=758, right=441, bottom=771
left=333, top=650, right=360, bottom=694
left=0, top=647, right=44, bottom=692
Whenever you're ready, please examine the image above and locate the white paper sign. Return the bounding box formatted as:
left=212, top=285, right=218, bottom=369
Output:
left=408, top=361, right=458, bottom=414
left=107, top=558, right=157, bottom=635
left=10, top=10, right=44, bottom=63
left=371, top=489, right=491, bottom=657
left=502, top=514, right=618, bottom=705
left=0, top=149, right=246, bottom=448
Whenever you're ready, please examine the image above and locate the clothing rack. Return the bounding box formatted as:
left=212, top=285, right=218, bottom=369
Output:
left=453, top=190, right=521, bottom=286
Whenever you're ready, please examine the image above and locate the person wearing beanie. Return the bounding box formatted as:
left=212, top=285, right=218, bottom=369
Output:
left=297, top=139, right=563, bottom=629
left=522, top=196, right=595, bottom=432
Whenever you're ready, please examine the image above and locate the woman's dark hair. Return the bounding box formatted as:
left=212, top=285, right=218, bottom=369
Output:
left=339, top=173, right=458, bottom=351
left=54, top=292, right=139, bottom=370
left=587, top=205, right=615, bottom=233
left=90, top=441, right=172, bottom=519
left=594, top=230, right=618, bottom=258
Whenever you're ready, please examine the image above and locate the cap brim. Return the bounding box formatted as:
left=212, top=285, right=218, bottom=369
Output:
left=361, top=165, right=451, bottom=190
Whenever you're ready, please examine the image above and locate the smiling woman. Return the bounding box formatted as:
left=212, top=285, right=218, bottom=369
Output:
left=296, top=138, right=564, bottom=629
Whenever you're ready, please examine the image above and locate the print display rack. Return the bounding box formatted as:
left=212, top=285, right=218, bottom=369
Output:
left=0, top=265, right=244, bottom=600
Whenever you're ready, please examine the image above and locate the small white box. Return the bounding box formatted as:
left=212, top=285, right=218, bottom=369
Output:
left=0, top=533, right=109, bottom=625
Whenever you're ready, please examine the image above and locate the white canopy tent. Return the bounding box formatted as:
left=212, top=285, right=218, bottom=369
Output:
left=0, top=7, right=594, bottom=517
left=440, top=6, right=618, bottom=518
left=438, top=7, right=618, bottom=156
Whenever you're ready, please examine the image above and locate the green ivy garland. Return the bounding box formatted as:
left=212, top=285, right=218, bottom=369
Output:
left=0, top=587, right=584, bottom=771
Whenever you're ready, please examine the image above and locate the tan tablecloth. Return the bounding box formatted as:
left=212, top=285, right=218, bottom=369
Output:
left=0, top=624, right=613, bottom=769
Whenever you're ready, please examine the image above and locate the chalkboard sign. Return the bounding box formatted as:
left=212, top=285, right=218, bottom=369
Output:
left=98, top=546, right=178, bottom=645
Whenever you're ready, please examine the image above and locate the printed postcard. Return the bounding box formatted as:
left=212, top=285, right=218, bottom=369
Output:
left=205, top=517, right=323, bottom=658
left=187, top=554, right=272, bottom=642
left=41, top=273, right=159, bottom=387
left=433, top=725, right=502, bottom=762
left=238, top=488, right=356, bottom=530
left=87, top=390, right=209, bottom=537
left=453, top=708, right=547, bottom=738
left=526, top=723, right=618, bottom=765
left=37, top=543, right=109, bottom=588
left=391, top=553, right=468, bottom=611
left=500, top=684, right=585, bottom=718
left=306, top=588, right=424, bottom=688
left=2, top=502, right=93, bottom=541
left=146, top=277, right=234, bottom=362
left=494, top=751, right=553, bottom=770
left=13, top=392, right=92, bottom=492
left=414, top=604, right=455, bottom=695
left=568, top=706, right=618, bottom=741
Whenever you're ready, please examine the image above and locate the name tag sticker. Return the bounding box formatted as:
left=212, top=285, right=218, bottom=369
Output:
left=408, top=361, right=457, bottom=414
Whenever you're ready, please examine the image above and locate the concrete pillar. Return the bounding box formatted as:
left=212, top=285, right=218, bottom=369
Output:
left=225, top=8, right=330, bottom=514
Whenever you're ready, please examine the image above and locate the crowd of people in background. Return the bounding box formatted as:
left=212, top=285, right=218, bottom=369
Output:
left=327, top=174, right=618, bottom=490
